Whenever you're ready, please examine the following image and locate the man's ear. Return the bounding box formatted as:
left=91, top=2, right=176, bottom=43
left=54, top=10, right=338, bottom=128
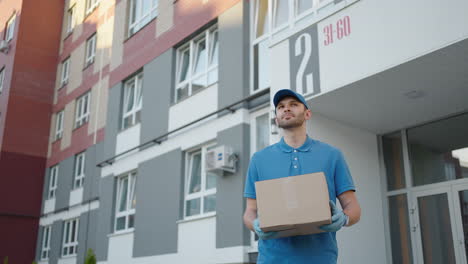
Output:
left=275, top=116, right=279, bottom=126
left=305, top=109, right=312, bottom=120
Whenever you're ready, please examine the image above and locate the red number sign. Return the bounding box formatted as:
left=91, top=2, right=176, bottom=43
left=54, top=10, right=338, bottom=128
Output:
left=324, top=16, right=351, bottom=46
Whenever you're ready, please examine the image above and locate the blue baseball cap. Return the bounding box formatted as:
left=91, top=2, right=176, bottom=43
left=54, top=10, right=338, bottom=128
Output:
left=273, top=89, right=309, bottom=109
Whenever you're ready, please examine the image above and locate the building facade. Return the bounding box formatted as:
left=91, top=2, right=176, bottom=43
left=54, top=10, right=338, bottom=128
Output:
left=0, top=0, right=64, bottom=263
left=15, top=0, right=468, bottom=263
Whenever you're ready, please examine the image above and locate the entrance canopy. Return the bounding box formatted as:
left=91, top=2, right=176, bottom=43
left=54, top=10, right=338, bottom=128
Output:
left=309, top=38, right=468, bottom=134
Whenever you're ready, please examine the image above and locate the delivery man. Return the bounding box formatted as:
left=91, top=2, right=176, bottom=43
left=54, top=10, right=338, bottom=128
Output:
left=243, top=89, right=361, bottom=264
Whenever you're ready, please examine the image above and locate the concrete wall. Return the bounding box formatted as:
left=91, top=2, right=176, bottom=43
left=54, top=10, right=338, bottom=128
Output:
left=55, top=156, right=74, bottom=211
left=133, top=149, right=183, bottom=257
left=216, top=124, right=251, bottom=248
left=307, top=113, right=387, bottom=264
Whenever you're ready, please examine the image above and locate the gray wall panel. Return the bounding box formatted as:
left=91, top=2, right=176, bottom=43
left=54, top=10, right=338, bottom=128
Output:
left=216, top=123, right=251, bottom=248
left=35, top=226, right=43, bottom=261
left=140, top=49, right=172, bottom=143
left=77, top=209, right=98, bottom=264
left=41, top=168, right=50, bottom=212
left=103, top=83, right=122, bottom=162
left=133, top=149, right=183, bottom=257
left=96, top=175, right=115, bottom=261
left=218, top=1, right=250, bottom=109
left=83, top=144, right=101, bottom=201
left=49, top=220, right=63, bottom=264
left=55, top=156, right=73, bottom=211
left=77, top=212, right=88, bottom=264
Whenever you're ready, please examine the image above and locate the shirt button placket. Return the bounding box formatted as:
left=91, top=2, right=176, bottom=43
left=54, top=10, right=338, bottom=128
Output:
left=293, top=150, right=298, bottom=169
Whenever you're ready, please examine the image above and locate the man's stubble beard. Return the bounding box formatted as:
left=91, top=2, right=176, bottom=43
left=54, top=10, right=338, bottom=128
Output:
left=277, top=112, right=306, bottom=129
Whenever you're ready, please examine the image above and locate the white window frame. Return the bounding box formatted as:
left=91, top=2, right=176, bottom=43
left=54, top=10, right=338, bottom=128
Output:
left=128, top=0, right=159, bottom=36
left=66, top=6, right=75, bottom=34
left=55, top=110, right=64, bottom=140
left=62, top=218, right=79, bottom=257
left=174, top=25, right=218, bottom=102
left=85, top=0, right=100, bottom=14
left=60, top=58, right=70, bottom=86
left=85, top=34, right=97, bottom=66
left=250, top=0, right=341, bottom=94
left=248, top=107, right=272, bottom=249
left=5, top=14, right=16, bottom=42
left=0, top=68, right=4, bottom=93
left=48, top=165, right=59, bottom=199
left=114, top=171, right=137, bottom=233
left=73, top=152, right=85, bottom=189
left=41, top=225, right=52, bottom=260
left=75, top=92, right=90, bottom=128
left=184, top=143, right=217, bottom=220
left=122, top=73, right=143, bottom=130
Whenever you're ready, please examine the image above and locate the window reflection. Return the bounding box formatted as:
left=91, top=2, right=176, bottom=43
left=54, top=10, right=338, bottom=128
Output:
left=407, top=113, right=468, bottom=186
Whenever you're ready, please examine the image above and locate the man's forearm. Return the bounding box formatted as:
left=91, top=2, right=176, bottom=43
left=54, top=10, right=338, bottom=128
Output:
left=243, top=209, right=257, bottom=231
left=343, top=202, right=361, bottom=226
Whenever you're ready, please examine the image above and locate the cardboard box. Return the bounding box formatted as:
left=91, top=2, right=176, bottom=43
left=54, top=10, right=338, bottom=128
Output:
left=255, top=172, right=331, bottom=238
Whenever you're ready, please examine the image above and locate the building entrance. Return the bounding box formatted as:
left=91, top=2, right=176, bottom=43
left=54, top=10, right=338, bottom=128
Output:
left=383, top=112, right=468, bottom=264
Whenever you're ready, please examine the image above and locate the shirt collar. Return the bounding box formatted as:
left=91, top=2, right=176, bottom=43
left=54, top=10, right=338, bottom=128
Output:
left=278, top=136, right=315, bottom=153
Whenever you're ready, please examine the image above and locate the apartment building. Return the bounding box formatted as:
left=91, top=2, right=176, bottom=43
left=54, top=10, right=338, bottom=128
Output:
left=0, top=0, right=64, bottom=263
left=26, top=0, right=468, bottom=264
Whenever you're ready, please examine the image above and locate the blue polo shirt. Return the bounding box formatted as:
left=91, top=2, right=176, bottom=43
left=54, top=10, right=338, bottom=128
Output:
left=244, top=136, right=356, bottom=264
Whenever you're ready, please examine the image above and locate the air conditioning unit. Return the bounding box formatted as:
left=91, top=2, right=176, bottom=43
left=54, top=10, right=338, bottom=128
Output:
left=0, top=40, right=9, bottom=53
left=205, top=145, right=237, bottom=174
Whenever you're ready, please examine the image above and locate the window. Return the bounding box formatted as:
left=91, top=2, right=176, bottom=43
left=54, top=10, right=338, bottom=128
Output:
left=252, top=0, right=271, bottom=92
left=55, top=110, right=64, bottom=140
left=273, top=0, right=289, bottom=29
left=85, top=34, right=97, bottom=66
left=184, top=145, right=217, bottom=218
left=48, top=166, right=59, bottom=199
left=60, top=58, right=70, bottom=86
left=122, top=73, right=143, bottom=129
left=5, top=14, right=16, bottom=41
left=249, top=108, right=271, bottom=246
left=73, top=152, right=85, bottom=189
left=41, top=225, right=52, bottom=260
left=62, top=218, right=79, bottom=257
left=75, top=92, right=90, bottom=128
left=0, top=68, right=4, bottom=93
left=128, top=0, right=159, bottom=35
left=175, top=26, right=218, bottom=102
left=115, top=172, right=137, bottom=232
left=85, top=0, right=100, bottom=14
left=66, top=6, right=75, bottom=34
left=296, top=0, right=313, bottom=16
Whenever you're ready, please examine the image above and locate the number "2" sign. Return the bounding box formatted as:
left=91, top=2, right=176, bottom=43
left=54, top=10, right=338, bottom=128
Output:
left=295, top=33, right=313, bottom=95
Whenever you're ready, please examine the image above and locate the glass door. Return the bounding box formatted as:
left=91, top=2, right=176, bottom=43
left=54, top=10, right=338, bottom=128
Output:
left=452, top=182, right=468, bottom=264
left=412, top=183, right=468, bottom=264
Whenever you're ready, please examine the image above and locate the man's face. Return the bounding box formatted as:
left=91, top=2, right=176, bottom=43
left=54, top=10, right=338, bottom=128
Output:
left=275, top=96, right=311, bottom=129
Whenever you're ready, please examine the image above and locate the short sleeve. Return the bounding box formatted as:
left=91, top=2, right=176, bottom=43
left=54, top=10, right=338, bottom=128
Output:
left=244, top=155, right=259, bottom=199
left=334, top=150, right=356, bottom=196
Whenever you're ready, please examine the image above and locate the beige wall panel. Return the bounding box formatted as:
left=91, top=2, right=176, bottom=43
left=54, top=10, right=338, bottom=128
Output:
left=156, top=0, right=174, bottom=37
left=53, top=64, right=61, bottom=104
left=110, top=0, right=126, bottom=71
left=61, top=101, right=76, bottom=150
left=72, top=0, right=85, bottom=41
left=97, top=76, right=109, bottom=130
left=87, top=82, right=98, bottom=135
left=68, top=42, right=85, bottom=94
left=87, top=76, right=109, bottom=135
left=98, top=0, right=114, bottom=17
left=93, top=18, right=114, bottom=74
